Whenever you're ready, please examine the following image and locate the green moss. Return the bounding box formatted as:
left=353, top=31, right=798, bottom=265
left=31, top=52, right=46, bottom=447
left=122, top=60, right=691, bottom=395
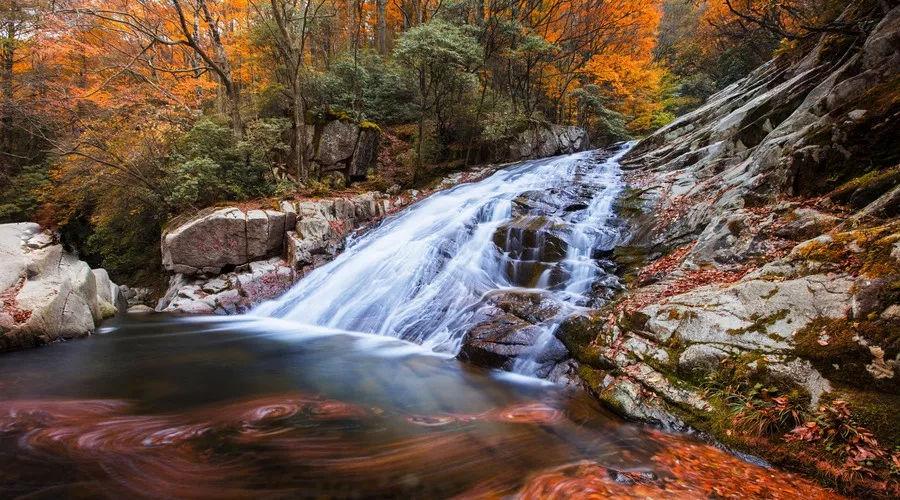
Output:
left=359, top=120, right=381, bottom=131
left=792, top=222, right=900, bottom=278
left=618, top=310, right=650, bottom=332
left=825, top=388, right=900, bottom=449
left=613, top=187, right=647, bottom=220
left=307, top=108, right=354, bottom=125
left=794, top=317, right=899, bottom=393
left=557, top=314, right=612, bottom=368
left=726, top=309, right=790, bottom=336
left=830, top=166, right=900, bottom=204
left=612, top=245, right=647, bottom=285
left=577, top=365, right=607, bottom=391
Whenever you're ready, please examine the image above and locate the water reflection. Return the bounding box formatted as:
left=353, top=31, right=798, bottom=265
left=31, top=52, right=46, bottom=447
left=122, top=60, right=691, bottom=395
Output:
left=0, top=316, right=839, bottom=498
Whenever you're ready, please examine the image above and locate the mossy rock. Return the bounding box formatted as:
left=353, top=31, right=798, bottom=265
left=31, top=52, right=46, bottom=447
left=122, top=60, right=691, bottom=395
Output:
left=829, top=166, right=900, bottom=208
left=613, top=187, right=647, bottom=220
left=556, top=313, right=614, bottom=369
left=791, top=222, right=900, bottom=278
left=612, top=245, right=648, bottom=285
left=576, top=364, right=608, bottom=392
left=725, top=309, right=790, bottom=336
left=794, top=317, right=899, bottom=393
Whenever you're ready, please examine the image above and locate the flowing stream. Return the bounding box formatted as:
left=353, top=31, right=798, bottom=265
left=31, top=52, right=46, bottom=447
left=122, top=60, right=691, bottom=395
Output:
left=255, top=145, right=630, bottom=375
left=0, top=146, right=839, bottom=498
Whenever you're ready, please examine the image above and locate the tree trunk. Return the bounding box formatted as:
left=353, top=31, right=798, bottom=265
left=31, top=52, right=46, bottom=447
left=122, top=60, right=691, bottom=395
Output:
left=375, top=0, right=387, bottom=54
left=292, top=83, right=307, bottom=183
left=415, top=114, right=424, bottom=183
left=224, top=82, right=244, bottom=140
left=0, top=20, right=15, bottom=167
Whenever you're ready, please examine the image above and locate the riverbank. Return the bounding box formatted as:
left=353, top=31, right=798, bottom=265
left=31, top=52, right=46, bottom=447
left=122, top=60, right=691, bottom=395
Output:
left=562, top=5, right=900, bottom=496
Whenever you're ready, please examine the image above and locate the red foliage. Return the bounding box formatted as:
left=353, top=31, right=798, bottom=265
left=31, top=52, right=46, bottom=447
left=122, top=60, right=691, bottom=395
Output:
left=638, top=243, right=693, bottom=283
left=517, top=430, right=842, bottom=499
left=787, top=401, right=891, bottom=478
left=1, top=277, right=32, bottom=325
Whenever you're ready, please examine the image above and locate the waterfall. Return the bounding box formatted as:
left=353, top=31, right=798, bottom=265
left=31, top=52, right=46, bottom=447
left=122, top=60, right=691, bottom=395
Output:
left=255, top=143, right=632, bottom=373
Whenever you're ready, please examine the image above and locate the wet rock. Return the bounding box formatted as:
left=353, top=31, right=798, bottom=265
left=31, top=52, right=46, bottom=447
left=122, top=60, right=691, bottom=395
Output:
left=493, top=216, right=570, bottom=262
left=486, top=290, right=561, bottom=323
left=511, top=187, right=591, bottom=217
left=459, top=315, right=544, bottom=369
left=459, top=290, right=564, bottom=369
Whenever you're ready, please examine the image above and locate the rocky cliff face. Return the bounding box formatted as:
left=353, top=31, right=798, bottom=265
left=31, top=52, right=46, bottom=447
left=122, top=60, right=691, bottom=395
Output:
left=0, top=223, right=123, bottom=351
left=566, top=4, right=899, bottom=496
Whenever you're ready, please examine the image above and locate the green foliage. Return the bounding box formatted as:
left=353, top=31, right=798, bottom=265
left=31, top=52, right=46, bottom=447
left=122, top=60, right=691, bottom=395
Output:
left=394, top=19, right=482, bottom=160
left=571, top=85, right=629, bottom=143
left=480, top=101, right=533, bottom=143
left=163, top=118, right=288, bottom=212
left=394, top=19, right=482, bottom=76
left=307, top=53, right=419, bottom=124
left=0, top=164, right=49, bottom=223
left=164, top=157, right=224, bottom=210
left=43, top=116, right=290, bottom=283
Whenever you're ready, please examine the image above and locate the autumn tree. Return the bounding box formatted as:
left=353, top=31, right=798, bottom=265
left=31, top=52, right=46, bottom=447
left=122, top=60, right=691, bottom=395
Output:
left=60, top=0, right=247, bottom=139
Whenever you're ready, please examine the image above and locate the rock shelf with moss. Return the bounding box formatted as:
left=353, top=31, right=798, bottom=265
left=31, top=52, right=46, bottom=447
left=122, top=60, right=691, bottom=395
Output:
left=565, top=5, right=900, bottom=497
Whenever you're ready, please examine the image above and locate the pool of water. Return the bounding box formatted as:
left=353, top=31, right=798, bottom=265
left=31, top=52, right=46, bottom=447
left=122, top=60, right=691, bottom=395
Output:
left=0, top=315, right=838, bottom=498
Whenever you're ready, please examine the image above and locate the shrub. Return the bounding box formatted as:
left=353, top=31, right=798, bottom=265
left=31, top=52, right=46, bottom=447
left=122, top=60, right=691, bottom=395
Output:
left=0, top=164, right=49, bottom=223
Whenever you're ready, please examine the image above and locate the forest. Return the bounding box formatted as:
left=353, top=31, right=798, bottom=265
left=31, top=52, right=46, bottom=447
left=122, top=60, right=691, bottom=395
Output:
left=0, top=0, right=825, bottom=282
left=1, top=0, right=898, bottom=497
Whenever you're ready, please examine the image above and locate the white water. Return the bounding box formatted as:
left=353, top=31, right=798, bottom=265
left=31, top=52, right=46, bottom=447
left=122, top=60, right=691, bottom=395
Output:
left=255, top=144, right=631, bottom=374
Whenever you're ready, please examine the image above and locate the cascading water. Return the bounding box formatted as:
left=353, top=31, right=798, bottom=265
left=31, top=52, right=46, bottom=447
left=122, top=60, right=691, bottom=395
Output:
left=254, top=143, right=633, bottom=376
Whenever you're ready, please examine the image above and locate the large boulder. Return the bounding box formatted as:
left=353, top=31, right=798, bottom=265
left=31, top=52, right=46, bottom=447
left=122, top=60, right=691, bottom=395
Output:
left=161, top=207, right=288, bottom=276
left=307, top=119, right=381, bottom=182
left=458, top=290, right=563, bottom=370
left=508, top=125, right=589, bottom=161
left=283, top=192, right=391, bottom=271
left=316, top=120, right=359, bottom=166
left=0, top=223, right=122, bottom=352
